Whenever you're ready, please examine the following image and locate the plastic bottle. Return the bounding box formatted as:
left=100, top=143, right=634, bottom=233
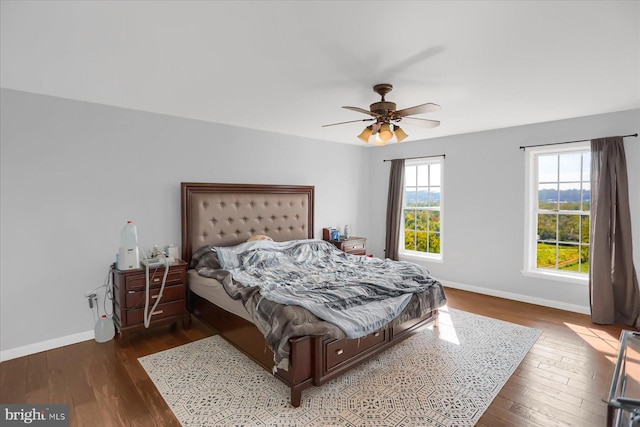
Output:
left=117, top=220, right=140, bottom=270
left=95, top=315, right=115, bottom=343
left=121, top=220, right=139, bottom=248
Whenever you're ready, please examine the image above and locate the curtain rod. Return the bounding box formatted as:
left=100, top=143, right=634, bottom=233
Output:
left=383, top=154, right=445, bottom=162
left=519, top=133, right=637, bottom=150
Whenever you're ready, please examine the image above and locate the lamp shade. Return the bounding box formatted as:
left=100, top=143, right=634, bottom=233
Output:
left=379, top=123, right=393, bottom=141
left=357, top=126, right=373, bottom=143
left=394, top=126, right=408, bottom=142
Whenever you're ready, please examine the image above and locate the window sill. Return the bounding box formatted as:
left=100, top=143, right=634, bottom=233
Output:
left=521, top=269, right=588, bottom=285
left=399, top=253, right=444, bottom=264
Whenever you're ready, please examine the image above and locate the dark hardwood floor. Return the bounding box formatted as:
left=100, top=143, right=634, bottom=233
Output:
left=447, top=288, right=627, bottom=427
left=0, top=287, right=629, bottom=426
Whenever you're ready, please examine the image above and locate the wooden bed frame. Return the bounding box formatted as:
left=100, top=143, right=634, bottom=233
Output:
left=181, top=182, right=439, bottom=407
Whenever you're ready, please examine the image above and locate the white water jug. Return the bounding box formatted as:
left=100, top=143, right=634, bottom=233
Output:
left=117, top=220, right=140, bottom=270
left=94, top=315, right=115, bottom=343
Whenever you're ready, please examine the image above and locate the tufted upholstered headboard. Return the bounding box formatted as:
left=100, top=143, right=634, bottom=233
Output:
left=180, top=182, right=314, bottom=264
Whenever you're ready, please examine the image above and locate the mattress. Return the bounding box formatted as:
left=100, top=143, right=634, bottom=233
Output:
left=187, top=269, right=254, bottom=323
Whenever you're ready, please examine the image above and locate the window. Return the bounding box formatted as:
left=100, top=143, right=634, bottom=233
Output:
left=401, top=158, right=443, bottom=260
left=524, top=143, right=590, bottom=282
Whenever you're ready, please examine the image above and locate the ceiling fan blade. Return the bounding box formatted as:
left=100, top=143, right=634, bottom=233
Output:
left=322, top=118, right=375, bottom=127
left=342, top=106, right=382, bottom=118
left=394, top=103, right=442, bottom=117
left=400, top=117, right=441, bottom=129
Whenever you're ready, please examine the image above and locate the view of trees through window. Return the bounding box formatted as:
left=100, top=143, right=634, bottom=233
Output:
left=536, top=150, right=590, bottom=274
left=403, top=161, right=441, bottom=255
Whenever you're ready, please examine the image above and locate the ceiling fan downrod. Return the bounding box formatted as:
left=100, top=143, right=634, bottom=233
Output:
left=371, top=84, right=396, bottom=117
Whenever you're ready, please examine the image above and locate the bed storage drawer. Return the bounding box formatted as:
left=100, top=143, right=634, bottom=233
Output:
left=325, top=329, right=386, bottom=369
left=392, top=310, right=436, bottom=338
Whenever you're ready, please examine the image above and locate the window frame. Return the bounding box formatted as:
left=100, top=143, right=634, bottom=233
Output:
left=522, top=141, right=590, bottom=285
left=399, top=157, right=444, bottom=262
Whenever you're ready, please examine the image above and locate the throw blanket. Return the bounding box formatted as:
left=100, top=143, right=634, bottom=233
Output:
left=194, top=239, right=447, bottom=370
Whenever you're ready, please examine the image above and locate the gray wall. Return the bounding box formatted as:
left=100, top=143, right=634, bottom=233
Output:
left=367, top=109, right=640, bottom=312
left=0, top=88, right=370, bottom=355
left=1, top=87, right=638, bottom=358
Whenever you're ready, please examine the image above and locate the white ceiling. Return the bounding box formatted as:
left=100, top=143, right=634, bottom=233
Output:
left=1, top=1, right=638, bottom=146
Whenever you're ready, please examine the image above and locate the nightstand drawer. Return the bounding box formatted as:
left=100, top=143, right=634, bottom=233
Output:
left=328, top=237, right=367, bottom=255
left=342, top=241, right=365, bottom=254
left=124, top=284, right=185, bottom=309
left=125, top=300, right=186, bottom=325
left=124, top=269, right=184, bottom=291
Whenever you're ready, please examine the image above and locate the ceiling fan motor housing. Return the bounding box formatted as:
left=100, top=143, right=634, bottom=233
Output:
left=370, top=101, right=397, bottom=117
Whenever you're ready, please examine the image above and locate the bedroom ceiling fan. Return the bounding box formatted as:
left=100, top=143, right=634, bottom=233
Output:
left=322, top=83, right=441, bottom=145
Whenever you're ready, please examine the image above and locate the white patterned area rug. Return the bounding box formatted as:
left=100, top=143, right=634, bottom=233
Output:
left=139, top=307, right=541, bottom=426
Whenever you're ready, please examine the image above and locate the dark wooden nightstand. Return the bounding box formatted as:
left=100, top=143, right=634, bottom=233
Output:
left=112, top=260, right=190, bottom=342
left=329, top=237, right=366, bottom=255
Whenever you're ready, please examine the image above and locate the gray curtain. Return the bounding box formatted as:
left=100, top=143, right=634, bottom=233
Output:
left=590, top=136, right=640, bottom=327
left=385, top=159, right=405, bottom=260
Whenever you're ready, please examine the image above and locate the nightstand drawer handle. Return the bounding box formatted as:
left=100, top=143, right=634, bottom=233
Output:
left=152, top=310, right=164, bottom=316
left=336, top=349, right=344, bottom=355
left=153, top=278, right=160, bottom=283
left=373, top=332, right=380, bottom=337
left=151, top=295, right=159, bottom=299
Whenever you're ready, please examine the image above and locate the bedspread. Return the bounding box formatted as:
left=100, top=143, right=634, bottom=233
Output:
left=195, top=239, right=447, bottom=370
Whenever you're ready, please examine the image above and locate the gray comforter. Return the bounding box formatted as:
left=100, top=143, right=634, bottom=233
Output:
left=193, top=239, right=446, bottom=370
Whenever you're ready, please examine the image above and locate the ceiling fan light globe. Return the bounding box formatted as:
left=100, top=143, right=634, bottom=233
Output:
left=357, top=126, right=373, bottom=144
left=394, top=126, right=409, bottom=142
left=373, top=135, right=386, bottom=146
left=379, top=123, right=393, bottom=141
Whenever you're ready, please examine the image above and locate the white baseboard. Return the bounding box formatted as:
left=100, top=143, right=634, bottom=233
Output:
left=442, top=280, right=591, bottom=315
left=0, top=330, right=94, bottom=362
